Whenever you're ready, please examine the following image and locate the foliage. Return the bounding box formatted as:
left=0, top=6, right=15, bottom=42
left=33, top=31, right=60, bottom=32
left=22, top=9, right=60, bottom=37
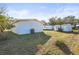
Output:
left=48, top=17, right=64, bottom=25
left=0, top=7, right=14, bottom=32
left=0, top=32, right=8, bottom=41
left=72, top=26, right=77, bottom=30
left=41, top=20, right=48, bottom=25
left=48, top=15, right=79, bottom=26
left=48, top=17, right=55, bottom=25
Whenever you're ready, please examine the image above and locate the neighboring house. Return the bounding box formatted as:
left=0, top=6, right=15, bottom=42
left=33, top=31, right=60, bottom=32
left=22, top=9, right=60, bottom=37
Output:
left=54, top=25, right=61, bottom=31
left=11, top=19, right=44, bottom=34
left=76, top=24, right=79, bottom=29
left=53, top=24, right=72, bottom=32
left=43, top=25, right=54, bottom=30
left=61, top=24, right=72, bottom=32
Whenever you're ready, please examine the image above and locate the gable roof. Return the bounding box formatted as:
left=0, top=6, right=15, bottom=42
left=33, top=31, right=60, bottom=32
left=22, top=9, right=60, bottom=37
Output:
left=15, top=19, right=44, bottom=24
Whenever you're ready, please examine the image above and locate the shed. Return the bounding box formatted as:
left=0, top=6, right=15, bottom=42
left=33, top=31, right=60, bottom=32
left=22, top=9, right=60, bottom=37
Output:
left=11, top=19, right=44, bottom=34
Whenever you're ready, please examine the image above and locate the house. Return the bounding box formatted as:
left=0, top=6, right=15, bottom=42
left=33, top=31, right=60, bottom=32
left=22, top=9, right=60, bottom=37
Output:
left=76, top=24, right=79, bottom=29
left=61, top=24, right=72, bottom=32
left=53, top=24, right=72, bottom=32
left=43, top=25, right=54, bottom=30
left=53, top=25, right=61, bottom=31
left=11, top=19, right=44, bottom=34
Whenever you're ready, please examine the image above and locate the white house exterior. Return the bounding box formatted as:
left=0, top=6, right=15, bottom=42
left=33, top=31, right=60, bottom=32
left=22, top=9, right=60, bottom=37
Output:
left=11, top=19, right=44, bottom=34
left=76, top=24, right=79, bottom=29
left=53, top=24, right=72, bottom=32
left=61, top=24, right=72, bottom=32
left=44, top=25, right=53, bottom=30
left=54, top=25, right=61, bottom=31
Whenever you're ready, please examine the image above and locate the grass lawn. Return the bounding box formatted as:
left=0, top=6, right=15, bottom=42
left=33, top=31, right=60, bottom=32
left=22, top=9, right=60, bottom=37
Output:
left=72, top=29, right=79, bottom=33
left=36, top=30, right=79, bottom=55
left=0, top=30, right=79, bottom=55
left=0, top=32, right=50, bottom=55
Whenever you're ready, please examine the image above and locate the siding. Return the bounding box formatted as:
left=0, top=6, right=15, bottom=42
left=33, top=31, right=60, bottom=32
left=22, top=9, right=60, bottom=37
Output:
left=61, top=24, right=72, bottom=32
left=44, top=25, right=53, bottom=30
left=11, top=21, right=44, bottom=34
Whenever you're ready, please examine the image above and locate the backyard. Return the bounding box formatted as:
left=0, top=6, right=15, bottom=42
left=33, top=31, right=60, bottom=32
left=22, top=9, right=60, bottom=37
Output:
left=0, top=31, right=50, bottom=55
left=38, top=30, right=79, bottom=55
left=0, top=30, right=79, bottom=55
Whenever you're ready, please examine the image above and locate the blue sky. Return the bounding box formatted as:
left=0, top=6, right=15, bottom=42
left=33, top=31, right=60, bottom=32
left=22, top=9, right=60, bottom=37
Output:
left=0, top=3, right=79, bottom=21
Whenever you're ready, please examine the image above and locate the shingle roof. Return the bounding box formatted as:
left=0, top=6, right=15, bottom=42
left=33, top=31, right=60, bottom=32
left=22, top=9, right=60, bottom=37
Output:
left=15, top=19, right=44, bottom=24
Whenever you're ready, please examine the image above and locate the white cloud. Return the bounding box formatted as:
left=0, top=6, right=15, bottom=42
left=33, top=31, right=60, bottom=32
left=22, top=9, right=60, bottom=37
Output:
left=52, top=7, right=79, bottom=18
left=7, top=7, right=79, bottom=22
left=8, top=9, right=30, bottom=19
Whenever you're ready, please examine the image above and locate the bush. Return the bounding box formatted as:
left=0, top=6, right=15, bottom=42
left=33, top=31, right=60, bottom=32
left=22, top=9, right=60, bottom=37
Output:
left=72, top=26, right=77, bottom=30
left=0, top=32, right=7, bottom=41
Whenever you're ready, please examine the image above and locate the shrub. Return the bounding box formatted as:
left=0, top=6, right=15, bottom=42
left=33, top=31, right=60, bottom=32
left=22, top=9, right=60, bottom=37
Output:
left=0, top=32, right=7, bottom=41
left=72, top=26, right=77, bottom=30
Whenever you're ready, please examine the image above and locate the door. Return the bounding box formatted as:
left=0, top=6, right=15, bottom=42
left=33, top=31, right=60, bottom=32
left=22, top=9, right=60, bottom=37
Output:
left=30, top=28, right=35, bottom=34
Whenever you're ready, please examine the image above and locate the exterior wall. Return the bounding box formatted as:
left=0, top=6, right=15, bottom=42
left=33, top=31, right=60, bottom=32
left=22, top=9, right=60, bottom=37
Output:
left=44, top=25, right=53, bottom=30
left=54, top=25, right=61, bottom=31
left=76, top=24, right=79, bottom=29
left=61, top=24, right=72, bottom=32
left=53, top=24, right=72, bottom=32
left=11, top=21, right=44, bottom=34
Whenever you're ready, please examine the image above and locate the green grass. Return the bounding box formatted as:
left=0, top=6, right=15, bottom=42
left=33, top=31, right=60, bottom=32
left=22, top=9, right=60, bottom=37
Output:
left=38, top=30, right=79, bottom=55
left=0, top=32, right=50, bottom=55
left=72, top=29, right=79, bottom=33
left=0, top=30, right=79, bottom=55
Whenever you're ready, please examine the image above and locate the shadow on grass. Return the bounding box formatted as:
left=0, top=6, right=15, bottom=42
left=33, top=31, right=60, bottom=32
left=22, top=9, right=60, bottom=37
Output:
left=43, top=29, right=54, bottom=31
left=0, top=32, right=51, bottom=55
left=56, top=31, right=79, bottom=35
left=55, top=41, right=74, bottom=55
left=19, top=32, right=51, bottom=55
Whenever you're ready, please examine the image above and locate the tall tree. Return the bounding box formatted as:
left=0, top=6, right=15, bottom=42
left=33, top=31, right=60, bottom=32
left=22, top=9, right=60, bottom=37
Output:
left=56, top=18, right=64, bottom=25
left=63, top=16, right=75, bottom=25
left=48, top=17, right=57, bottom=25
left=48, top=17, right=64, bottom=25
left=0, top=7, right=13, bottom=32
left=41, top=20, right=47, bottom=25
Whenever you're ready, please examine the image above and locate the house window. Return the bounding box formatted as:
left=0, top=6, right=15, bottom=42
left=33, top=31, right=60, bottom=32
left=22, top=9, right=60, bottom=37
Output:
left=30, top=28, right=35, bottom=34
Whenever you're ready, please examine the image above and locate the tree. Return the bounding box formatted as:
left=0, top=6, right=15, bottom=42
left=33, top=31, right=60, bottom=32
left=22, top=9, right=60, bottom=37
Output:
left=41, top=20, right=47, bottom=25
left=0, top=7, right=13, bottom=32
left=48, top=17, right=57, bottom=25
left=56, top=18, right=64, bottom=25
left=63, top=16, right=75, bottom=25
left=48, top=17, right=64, bottom=25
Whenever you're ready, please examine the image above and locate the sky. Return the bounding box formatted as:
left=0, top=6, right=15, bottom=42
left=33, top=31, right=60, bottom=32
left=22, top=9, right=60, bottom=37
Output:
left=0, top=3, right=79, bottom=21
